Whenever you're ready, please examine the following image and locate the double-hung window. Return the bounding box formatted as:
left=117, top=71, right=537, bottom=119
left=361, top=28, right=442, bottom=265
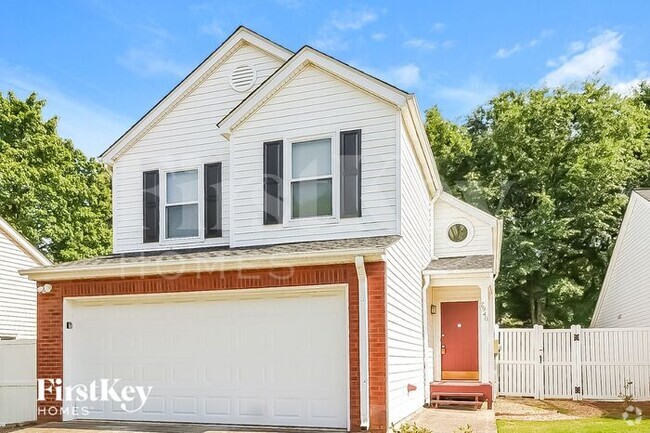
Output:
left=165, top=169, right=199, bottom=238
left=290, top=138, right=333, bottom=218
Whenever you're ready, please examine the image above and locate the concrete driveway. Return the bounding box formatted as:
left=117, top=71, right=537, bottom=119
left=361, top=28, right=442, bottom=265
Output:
left=12, top=421, right=341, bottom=433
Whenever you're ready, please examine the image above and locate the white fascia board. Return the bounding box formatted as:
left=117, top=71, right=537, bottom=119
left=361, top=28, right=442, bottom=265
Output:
left=19, top=248, right=386, bottom=282
left=404, top=96, right=443, bottom=194
left=100, top=27, right=293, bottom=165
left=493, top=218, right=504, bottom=276
left=423, top=268, right=493, bottom=276
left=218, top=47, right=409, bottom=138
left=590, top=193, right=640, bottom=326
left=0, top=216, right=51, bottom=266
left=439, top=191, right=499, bottom=227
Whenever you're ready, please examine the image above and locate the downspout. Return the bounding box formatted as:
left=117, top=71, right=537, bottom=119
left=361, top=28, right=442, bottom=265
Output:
left=421, top=274, right=431, bottom=406
left=354, top=256, right=370, bottom=430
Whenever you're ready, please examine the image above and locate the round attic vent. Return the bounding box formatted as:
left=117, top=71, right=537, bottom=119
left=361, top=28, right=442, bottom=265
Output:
left=229, top=64, right=256, bottom=92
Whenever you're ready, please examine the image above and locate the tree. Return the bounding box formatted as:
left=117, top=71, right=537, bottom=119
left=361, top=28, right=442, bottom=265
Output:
left=426, top=82, right=650, bottom=327
left=0, top=92, right=112, bottom=262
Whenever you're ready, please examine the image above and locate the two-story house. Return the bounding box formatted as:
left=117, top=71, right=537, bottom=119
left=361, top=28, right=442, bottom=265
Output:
left=23, top=27, right=502, bottom=432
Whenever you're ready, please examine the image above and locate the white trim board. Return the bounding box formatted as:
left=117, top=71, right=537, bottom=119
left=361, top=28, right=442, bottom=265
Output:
left=0, top=216, right=50, bottom=266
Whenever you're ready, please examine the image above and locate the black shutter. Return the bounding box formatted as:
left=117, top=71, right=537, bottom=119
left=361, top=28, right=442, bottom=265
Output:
left=143, top=170, right=160, bottom=243
left=204, top=163, right=222, bottom=238
left=263, top=140, right=283, bottom=224
left=340, top=129, right=362, bottom=218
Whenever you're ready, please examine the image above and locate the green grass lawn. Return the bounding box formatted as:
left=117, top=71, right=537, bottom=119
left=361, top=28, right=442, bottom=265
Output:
left=497, top=418, right=650, bottom=433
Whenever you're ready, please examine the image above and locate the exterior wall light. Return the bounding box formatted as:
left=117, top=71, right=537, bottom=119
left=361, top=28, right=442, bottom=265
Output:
left=37, top=283, right=52, bottom=294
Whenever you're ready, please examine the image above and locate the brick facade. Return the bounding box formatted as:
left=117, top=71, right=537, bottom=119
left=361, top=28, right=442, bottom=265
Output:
left=37, top=262, right=387, bottom=432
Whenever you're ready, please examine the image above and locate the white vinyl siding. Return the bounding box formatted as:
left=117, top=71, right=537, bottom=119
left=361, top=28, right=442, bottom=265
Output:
left=592, top=193, right=650, bottom=327
left=112, top=43, right=284, bottom=253
left=0, top=229, right=41, bottom=339
left=383, top=123, right=432, bottom=424
left=433, top=198, right=494, bottom=258
left=230, top=65, right=399, bottom=247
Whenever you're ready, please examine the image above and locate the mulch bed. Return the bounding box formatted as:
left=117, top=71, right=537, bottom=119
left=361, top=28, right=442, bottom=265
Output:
left=588, top=400, right=650, bottom=418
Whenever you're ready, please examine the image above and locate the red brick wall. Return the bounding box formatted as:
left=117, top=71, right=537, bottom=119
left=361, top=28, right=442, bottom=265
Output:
left=37, top=262, right=387, bottom=432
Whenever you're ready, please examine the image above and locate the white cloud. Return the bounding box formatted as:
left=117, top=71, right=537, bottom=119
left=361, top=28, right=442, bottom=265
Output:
left=383, top=64, right=422, bottom=89
left=329, top=7, right=377, bottom=30
left=311, top=6, right=380, bottom=51
left=495, top=29, right=553, bottom=59
left=434, top=76, right=499, bottom=114
left=312, top=33, right=349, bottom=52
left=441, top=40, right=455, bottom=49
left=495, top=43, right=522, bottom=59
left=199, top=19, right=225, bottom=37
left=542, top=30, right=622, bottom=87
left=432, top=22, right=446, bottom=33
left=611, top=76, right=649, bottom=95
left=404, top=38, right=437, bottom=50
left=371, top=32, right=386, bottom=41
left=117, top=47, right=187, bottom=78
left=0, top=62, right=131, bottom=157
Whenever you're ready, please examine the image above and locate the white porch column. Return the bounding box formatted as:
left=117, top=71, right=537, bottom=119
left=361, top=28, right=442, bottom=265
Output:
left=421, top=275, right=431, bottom=405
left=479, top=281, right=493, bottom=384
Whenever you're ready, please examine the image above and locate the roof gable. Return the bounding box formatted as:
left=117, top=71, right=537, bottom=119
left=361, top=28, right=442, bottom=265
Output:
left=217, top=46, right=409, bottom=138
left=100, top=26, right=293, bottom=165
left=0, top=217, right=51, bottom=266
left=438, top=191, right=499, bottom=226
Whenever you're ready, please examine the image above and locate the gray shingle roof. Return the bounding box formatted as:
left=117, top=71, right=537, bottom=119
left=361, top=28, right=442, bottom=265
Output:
left=425, top=255, right=494, bottom=271
left=635, top=189, right=650, bottom=202
left=32, top=235, right=401, bottom=271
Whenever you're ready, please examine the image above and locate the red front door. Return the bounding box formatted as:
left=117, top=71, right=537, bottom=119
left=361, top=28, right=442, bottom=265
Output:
left=441, top=301, right=479, bottom=380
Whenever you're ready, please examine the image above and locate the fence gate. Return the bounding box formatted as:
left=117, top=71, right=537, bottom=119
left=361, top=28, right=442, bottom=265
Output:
left=0, top=339, right=36, bottom=426
left=497, top=326, right=650, bottom=401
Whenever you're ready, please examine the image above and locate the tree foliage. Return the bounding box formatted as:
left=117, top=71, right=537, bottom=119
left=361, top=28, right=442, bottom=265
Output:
left=0, top=92, right=112, bottom=262
left=426, top=81, right=650, bottom=327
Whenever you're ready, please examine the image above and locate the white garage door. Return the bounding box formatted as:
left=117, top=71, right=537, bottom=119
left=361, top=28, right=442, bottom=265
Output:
left=67, top=288, right=348, bottom=428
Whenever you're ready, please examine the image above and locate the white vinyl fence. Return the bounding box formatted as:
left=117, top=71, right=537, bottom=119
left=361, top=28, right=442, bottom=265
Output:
left=0, top=339, right=36, bottom=426
left=497, top=326, right=650, bottom=401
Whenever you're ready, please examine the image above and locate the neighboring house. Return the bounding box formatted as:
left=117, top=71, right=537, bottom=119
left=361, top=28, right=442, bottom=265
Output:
left=22, top=27, right=502, bottom=432
left=591, top=189, right=650, bottom=328
left=0, top=216, right=50, bottom=339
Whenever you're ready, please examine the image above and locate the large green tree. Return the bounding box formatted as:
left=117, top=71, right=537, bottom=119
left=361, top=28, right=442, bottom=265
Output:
left=426, top=81, right=650, bottom=327
left=0, top=92, right=112, bottom=262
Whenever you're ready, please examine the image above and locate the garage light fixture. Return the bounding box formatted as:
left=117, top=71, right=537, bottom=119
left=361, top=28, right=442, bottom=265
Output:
left=37, top=283, right=52, bottom=294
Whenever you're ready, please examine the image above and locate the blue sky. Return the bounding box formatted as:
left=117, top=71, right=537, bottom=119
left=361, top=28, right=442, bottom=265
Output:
left=1, top=0, right=648, bottom=156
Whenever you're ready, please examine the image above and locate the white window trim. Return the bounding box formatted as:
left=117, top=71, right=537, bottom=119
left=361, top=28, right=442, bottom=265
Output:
left=283, top=132, right=340, bottom=227
left=160, top=166, right=204, bottom=244
left=445, top=218, right=475, bottom=248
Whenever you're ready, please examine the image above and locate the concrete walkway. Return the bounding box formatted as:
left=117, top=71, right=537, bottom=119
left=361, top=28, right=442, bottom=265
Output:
left=12, top=421, right=339, bottom=433
left=404, top=408, right=497, bottom=433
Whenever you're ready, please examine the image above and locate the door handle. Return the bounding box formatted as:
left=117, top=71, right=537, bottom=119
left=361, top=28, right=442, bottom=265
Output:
left=441, top=344, right=446, bottom=355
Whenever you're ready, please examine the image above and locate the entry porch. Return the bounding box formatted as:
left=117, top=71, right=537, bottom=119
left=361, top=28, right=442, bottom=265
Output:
left=422, top=256, right=498, bottom=409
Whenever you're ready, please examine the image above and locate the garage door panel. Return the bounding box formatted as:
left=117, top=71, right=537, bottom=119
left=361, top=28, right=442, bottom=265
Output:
left=69, top=289, right=348, bottom=428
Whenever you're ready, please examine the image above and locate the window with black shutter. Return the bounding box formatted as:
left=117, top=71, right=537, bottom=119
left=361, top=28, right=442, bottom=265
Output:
left=142, top=170, right=160, bottom=243
left=204, top=163, right=222, bottom=238
left=263, top=140, right=283, bottom=224
left=340, top=129, right=362, bottom=218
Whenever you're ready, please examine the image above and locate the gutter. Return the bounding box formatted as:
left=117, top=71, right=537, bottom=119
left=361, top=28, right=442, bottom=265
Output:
left=354, top=256, right=370, bottom=430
